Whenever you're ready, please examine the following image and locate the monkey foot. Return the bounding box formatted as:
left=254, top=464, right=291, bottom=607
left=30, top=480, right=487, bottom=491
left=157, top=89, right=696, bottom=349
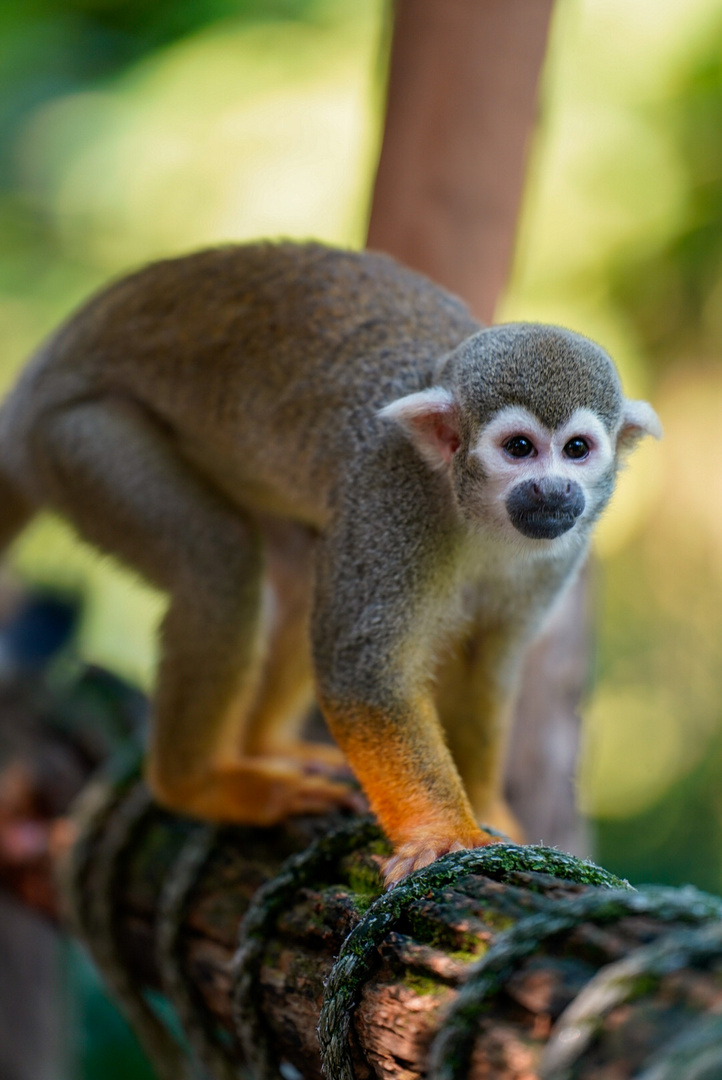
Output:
left=254, top=739, right=352, bottom=779
left=383, top=828, right=499, bottom=889
left=148, top=756, right=366, bottom=826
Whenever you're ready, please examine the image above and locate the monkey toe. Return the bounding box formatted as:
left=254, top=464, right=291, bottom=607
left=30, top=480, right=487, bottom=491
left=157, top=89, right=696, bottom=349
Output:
left=264, top=740, right=351, bottom=778
left=283, top=776, right=366, bottom=818
left=383, top=829, right=499, bottom=889
left=228, top=764, right=363, bottom=823
left=149, top=757, right=364, bottom=826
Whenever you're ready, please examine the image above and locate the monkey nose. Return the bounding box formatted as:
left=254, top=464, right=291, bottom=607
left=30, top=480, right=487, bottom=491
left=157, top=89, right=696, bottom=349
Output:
left=530, top=478, right=578, bottom=511
left=532, top=480, right=571, bottom=499
left=505, top=478, right=586, bottom=539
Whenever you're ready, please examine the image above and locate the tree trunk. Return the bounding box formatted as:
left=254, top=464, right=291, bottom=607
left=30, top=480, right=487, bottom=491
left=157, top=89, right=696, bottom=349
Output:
left=367, top=0, right=555, bottom=324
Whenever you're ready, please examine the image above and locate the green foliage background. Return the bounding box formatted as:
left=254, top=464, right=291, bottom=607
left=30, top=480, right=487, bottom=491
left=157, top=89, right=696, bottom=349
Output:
left=2, top=7, right=722, bottom=1069
left=4, top=0, right=722, bottom=880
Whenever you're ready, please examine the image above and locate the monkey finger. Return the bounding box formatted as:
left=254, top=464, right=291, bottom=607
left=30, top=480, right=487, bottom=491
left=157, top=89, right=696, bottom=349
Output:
left=383, top=830, right=500, bottom=889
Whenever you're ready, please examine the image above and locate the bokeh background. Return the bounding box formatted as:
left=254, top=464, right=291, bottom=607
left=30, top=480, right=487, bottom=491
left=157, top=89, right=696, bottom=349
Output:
left=2, top=0, right=722, bottom=1071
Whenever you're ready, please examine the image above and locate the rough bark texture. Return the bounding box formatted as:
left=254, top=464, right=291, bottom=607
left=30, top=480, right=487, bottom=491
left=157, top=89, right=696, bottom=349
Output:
left=64, top=770, right=722, bottom=1080
left=3, top=676, right=722, bottom=1080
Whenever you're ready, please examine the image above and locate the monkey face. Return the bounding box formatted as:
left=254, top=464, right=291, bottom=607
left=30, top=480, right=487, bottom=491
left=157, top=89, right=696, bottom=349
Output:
left=379, top=324, right=660, bottom=556
left=468, top=405, right=617, bottom=546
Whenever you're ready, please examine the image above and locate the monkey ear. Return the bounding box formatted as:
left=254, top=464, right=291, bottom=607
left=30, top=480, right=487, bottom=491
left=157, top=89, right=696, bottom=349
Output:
left=617, top=399, right=663, bottom=453
left=379, top=387, right=461, bottom=468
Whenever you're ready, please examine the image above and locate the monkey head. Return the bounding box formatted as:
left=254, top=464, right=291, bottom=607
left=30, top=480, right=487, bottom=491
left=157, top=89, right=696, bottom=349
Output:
left=380, top=324, right=661, bottom=551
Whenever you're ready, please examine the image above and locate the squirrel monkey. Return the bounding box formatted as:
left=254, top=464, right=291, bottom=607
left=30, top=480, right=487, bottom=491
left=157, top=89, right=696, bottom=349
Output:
left=0, top=243, right=660, bottom=885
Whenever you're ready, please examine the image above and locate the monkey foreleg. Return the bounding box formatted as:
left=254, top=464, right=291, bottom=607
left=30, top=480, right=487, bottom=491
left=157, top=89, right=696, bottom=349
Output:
left=320, top=695, right=497, bottom=887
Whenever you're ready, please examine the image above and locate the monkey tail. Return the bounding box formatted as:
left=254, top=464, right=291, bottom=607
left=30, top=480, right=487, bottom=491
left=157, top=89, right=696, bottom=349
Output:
left=0, top=464, right=33, bottom=553
left=0, top=360, right=43, bottom=554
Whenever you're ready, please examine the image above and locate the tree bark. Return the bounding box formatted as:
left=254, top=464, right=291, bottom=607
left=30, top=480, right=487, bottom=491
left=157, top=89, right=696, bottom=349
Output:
left=65, top=776, right=722, bottom=1080
left=3, top=685, right=722, bottom=1080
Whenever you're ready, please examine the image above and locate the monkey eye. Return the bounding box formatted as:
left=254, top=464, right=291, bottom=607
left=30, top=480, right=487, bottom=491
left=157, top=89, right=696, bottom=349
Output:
left=504, top=435, right=535, bottom=458
left=563, top=437, right=590, bottom=460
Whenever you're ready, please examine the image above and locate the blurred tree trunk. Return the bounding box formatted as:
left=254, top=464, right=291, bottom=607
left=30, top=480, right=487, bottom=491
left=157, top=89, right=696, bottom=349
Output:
left=367, top=0, right=554, bottom=324
left=367, top=0, right=589, bottom=854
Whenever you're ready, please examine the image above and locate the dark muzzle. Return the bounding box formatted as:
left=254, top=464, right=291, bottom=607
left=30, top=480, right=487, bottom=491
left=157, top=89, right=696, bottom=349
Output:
left=506, top=477, right=585, bottom=539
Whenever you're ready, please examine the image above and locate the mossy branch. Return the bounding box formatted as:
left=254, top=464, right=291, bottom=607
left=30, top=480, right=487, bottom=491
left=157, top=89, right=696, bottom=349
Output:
left=2, top=670, right=722, bottom=1080
left=60, top=762, right=722, bottom=1080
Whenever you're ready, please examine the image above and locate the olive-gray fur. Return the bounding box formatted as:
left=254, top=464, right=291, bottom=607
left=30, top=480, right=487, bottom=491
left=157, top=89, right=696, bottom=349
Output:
left=442, top=324, right=623, bottom=432
left=0, top=241, right=658, bottom=883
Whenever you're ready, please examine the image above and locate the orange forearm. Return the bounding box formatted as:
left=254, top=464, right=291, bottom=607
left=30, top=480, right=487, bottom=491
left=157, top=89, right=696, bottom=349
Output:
left=321, top=696, right=482, bottom=848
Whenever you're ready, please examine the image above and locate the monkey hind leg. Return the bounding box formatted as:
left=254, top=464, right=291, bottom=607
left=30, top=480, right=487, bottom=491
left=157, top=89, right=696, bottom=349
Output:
left=34, top=396, right=357, bottom=825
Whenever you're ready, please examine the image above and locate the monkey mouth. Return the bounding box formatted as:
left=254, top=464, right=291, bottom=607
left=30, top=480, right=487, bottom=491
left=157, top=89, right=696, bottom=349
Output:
left=508, top=510, right=579, bottom=540
left=505, top=479, right=585, bottom=540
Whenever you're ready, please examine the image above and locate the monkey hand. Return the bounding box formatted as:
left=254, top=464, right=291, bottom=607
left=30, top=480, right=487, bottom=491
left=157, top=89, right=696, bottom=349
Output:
left=382, top=826, right=499, bottom=890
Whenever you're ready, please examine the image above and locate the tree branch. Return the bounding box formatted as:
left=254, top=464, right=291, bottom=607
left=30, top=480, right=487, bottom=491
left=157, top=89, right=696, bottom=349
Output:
left=2, top=631, right=722, bottom=1080
left=62, top=770, right=722, bottom=1080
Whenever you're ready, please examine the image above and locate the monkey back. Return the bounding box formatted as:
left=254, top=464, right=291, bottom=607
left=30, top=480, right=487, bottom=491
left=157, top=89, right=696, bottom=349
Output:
left=5, top=243, right=480, bottom=525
